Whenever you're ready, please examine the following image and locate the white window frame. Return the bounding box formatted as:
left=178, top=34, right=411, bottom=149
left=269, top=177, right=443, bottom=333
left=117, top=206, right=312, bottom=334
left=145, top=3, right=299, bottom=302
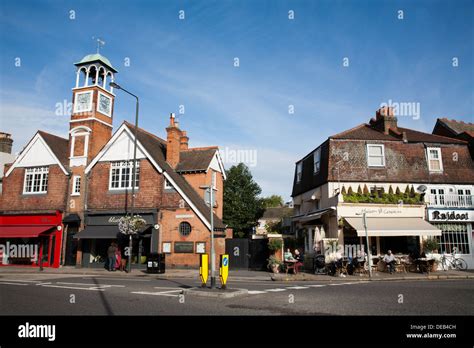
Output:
left=23, top=166, right=49, bottom=194
left=296, top=162, right=302, bottom=182
left=72, top=176, right=81, bottom=196
left=109, top=161, right=140, bottom=190
left=97, top=91, right=112, bottom=117
left=366, top=144, right=385, bottom=167
left=73, top=91, right=93, bottom=113
left=427, top=147, right=443, bottom=172
left=313, top=148, right=321, bottom=174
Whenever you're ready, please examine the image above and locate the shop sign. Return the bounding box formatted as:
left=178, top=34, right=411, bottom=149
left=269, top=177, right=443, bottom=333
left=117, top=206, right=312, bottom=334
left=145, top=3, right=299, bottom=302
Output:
left=87, top=213, right=155, bottom=226
left=428, top=209, right=474, bottom=222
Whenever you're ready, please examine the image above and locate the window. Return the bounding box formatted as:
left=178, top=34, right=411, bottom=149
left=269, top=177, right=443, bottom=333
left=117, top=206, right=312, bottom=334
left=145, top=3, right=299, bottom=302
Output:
left=433, top=223, right=470, bottom=254
left=313, top=148, right=321, bottom=174
left=109, top=161, right=140, bottom=190
left=427, top=147, right=443, bottom=172
left=179, top=222, right=192, bottom=237
left=23, top=167, right=49, bottom=194
left=212, top=171, right=217, bottom=189
left=296, top=162, right=302, bottom=182
left=164, top=178, right=173, bottom=190
left=367, top=144, right=385, bottom=167
left=72, top=176, right=81, bottom=196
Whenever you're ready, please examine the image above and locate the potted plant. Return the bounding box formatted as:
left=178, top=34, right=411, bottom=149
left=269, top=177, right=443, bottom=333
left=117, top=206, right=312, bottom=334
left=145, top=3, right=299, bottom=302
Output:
left=423, top=239, right=440, bottom=271
left=268, top=238, right=283, bottom=253
left=267, top=255, right=282, bottom=273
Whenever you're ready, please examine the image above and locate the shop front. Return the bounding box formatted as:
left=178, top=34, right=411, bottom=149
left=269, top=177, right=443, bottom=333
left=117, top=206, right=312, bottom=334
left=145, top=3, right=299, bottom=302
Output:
left=0, top=211, right=63, bottom=268
left=427, top=208, right=474, bottom=269
left=75, top=211, right=158, bottom=268
left=338, top=203, right=441, bottom=256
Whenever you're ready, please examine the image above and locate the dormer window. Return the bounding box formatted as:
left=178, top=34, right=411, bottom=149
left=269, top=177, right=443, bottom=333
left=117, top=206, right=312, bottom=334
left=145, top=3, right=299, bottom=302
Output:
left=367, top=144, right=385, bottom=167
left=296, top=162, right=302, bottom=182
left=427, top=147, right=443, bottom=172
left=313, top=148, right=321, bottom=174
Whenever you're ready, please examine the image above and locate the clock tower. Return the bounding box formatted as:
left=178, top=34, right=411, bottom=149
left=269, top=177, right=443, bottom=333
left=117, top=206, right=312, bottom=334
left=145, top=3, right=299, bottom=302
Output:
left=69, top=53, right=117, bottom=167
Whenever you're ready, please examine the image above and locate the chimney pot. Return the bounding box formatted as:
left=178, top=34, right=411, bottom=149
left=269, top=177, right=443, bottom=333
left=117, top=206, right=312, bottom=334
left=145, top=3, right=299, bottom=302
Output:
left=0, top=132, right=13, bottom=154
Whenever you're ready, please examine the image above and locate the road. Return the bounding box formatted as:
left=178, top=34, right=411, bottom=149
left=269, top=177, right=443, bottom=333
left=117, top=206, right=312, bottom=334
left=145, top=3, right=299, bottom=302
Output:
left=0, top=273, right=473, bottom=315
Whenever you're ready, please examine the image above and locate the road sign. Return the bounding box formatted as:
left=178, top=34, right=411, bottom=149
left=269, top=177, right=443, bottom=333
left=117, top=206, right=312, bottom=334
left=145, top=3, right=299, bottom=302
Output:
left=200, top=254, right=209, bottom=287
left=219, top=254, right=229, bottom=289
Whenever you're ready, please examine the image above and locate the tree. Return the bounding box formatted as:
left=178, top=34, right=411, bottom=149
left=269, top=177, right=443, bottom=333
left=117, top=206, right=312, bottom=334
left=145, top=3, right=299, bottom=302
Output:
left=261, top=195, right=284, bottom=208
left=223, top=163, right=263, bottom=236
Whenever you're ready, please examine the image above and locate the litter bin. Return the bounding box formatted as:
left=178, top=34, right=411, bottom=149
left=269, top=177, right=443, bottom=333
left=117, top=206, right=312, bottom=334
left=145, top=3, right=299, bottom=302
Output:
left=147, top=253, right=165, bottom=274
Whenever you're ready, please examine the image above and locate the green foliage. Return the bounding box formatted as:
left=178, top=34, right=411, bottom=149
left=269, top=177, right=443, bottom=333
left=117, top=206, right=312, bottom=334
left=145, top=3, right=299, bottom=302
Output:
left=388, top=185, right=394, bottom=195
left=357, top=185, right=362, bottom=194
left=265, top=220, right=283, bottom=234
left=404, top=185, right=410, bottom=195
left=410, top=186, right=416, bottom=198
left=223, top=163, right=263, bottom=235
left=267, top=255, right=283, bottom=270
left=260, top=195, right=284, bottom=209
left=268, top=238, right=283, bottom=252
left=423, top=239, right=440, bottom=252
left=347, top=187, right=354, bottom=195
left=342, top=189, right=423, bottom=205
left=395, top=187, right=401, bottom=195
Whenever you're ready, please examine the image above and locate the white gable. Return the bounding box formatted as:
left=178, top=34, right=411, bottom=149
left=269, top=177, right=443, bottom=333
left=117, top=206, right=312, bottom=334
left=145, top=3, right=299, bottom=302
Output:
left=99, top=128, right=146, bottom=162
left=209, top=153, right=221, bottom=172
left=17, top=137, right=58, bottom=167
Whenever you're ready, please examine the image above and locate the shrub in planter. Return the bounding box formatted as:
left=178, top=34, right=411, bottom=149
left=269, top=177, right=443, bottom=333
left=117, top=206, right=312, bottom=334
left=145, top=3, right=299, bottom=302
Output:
left=268, top=238, right=283, bottom=253
left=267, top=255, right=282, bottom=273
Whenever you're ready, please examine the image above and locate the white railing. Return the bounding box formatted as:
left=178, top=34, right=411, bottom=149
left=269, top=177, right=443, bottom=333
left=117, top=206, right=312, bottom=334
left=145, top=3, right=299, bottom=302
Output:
left=426, top=194, right=474, bottom=208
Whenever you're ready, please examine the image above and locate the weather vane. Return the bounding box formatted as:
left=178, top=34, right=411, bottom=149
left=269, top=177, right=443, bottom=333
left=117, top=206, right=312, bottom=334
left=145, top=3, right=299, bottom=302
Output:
left=92, top=36, right=105, bottom=54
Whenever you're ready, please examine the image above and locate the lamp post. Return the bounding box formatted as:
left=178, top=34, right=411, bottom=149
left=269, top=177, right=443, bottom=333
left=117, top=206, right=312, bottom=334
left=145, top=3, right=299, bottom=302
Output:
left=358, top=212, right=372, bottom=279
left=200, top=175, right=216, bottom=288
left=110, top=82, right=139, bottom=273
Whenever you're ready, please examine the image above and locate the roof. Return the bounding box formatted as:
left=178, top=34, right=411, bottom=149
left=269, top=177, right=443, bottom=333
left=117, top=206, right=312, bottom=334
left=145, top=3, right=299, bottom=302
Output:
left=75, top=53, right=117, bottom=72
left=37, top=131, right=69, bottom=169
left=436, top=118, right=474, bottom=135
left=176, top=148, right=217, bottom=172
left=122, top=122, right=226, bottom=230
left=261, top=207, right=293, bottom=220
left=330, top=123, right=466, bottom=144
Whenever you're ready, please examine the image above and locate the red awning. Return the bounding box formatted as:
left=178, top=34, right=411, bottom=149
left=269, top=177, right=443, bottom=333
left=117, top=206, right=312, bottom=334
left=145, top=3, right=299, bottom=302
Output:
left=0, top=225, right=55, bottom=238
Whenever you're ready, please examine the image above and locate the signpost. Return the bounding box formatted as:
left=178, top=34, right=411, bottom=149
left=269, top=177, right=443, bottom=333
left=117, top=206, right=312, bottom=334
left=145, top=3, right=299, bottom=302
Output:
left=220, top=254, right=229, bottom=289
left=200, top=254, right=209, bottom=287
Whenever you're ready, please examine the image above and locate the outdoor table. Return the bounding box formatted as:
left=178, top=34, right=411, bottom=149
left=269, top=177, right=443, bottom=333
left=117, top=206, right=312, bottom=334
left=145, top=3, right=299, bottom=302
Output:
left=416, top=258, right=434, bottom=274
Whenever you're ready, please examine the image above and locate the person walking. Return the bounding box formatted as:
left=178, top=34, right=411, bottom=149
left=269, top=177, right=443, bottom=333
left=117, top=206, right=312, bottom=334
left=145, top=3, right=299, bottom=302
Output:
left=107, top=242, right=117, bottom=272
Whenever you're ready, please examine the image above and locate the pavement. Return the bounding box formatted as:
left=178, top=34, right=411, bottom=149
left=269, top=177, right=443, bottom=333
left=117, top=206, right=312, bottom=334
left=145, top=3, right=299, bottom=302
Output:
left=0, top=265, right=472, bottom=282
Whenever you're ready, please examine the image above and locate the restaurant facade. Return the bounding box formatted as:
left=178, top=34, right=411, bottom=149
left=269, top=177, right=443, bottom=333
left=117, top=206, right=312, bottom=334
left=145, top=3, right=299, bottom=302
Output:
left=291, top=107, right=474, bottom=268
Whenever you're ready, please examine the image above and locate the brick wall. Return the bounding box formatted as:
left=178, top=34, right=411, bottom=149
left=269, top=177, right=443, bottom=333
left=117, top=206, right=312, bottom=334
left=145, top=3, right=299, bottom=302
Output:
left=0, top=164, right=68, bottom=212
left=182, top=170, right=224, bottom=219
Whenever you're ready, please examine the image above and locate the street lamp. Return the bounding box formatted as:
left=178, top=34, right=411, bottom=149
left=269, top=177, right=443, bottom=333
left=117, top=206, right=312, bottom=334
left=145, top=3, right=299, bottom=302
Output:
left=356, top=212, right=372, bottom=279
left=110, top=81, right=139, bottom=273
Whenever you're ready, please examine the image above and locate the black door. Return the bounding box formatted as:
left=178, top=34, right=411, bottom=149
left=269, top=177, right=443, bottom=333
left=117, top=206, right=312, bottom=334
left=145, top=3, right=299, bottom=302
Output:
left=249, top=239, right=270, bottom=271
left=225, top=239, right=249, bottom=269
left=64, top=226, right=78, bottom=266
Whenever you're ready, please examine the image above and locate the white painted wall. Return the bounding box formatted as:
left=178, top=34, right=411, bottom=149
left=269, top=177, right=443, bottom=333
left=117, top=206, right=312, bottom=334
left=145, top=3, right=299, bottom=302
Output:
left=14, top=137, right=57, bottom=168
left=99, top=130, right=146, bottom=162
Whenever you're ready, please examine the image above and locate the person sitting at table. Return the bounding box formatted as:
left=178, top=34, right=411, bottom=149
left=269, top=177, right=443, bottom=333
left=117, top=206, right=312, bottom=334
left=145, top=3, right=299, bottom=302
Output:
left=284, top=248, right=296, bottom=262
left=383, top=250, right=396, bottom=274
left=294, top=249, right=304, bottom=273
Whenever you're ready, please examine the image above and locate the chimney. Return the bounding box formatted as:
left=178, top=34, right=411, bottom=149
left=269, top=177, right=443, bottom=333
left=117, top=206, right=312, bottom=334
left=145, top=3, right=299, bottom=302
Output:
left=180, top=131, right=189, bottom=151
left=0, top=132, right=13, bottom=154
left=166, top=113, right=182, bottom=168
left=370, top=106, right=398, bottom=135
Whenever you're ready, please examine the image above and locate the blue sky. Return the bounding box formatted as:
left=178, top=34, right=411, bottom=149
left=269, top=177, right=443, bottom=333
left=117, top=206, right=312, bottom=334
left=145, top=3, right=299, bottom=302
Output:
left=0, top=0, right=473, bottom=200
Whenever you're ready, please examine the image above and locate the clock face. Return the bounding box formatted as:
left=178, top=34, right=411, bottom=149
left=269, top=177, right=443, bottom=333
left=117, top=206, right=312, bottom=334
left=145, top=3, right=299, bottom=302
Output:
left=74, top=92, right=92, bottom=113
left=98, top=93, right=112, bottom=116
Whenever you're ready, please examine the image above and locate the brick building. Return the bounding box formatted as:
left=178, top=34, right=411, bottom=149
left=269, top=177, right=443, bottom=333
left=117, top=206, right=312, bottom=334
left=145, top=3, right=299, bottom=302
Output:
left=0, top=53, right=229, bottom=269
left=291, top=107, right=474, bottom=269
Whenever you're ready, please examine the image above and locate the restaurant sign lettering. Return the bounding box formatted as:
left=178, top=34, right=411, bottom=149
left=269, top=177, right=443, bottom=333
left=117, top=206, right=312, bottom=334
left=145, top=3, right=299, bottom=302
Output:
left=428, top=209, right=474, bottom=222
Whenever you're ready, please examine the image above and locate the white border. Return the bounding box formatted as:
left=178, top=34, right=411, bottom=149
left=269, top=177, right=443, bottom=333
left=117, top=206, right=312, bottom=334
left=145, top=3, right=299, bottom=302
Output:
left=73, top=90, right=93, bottom=113
left=366, top=144, right=386, bottom=167
left=427, top=147, right=443, bottom=172
left=97, top=91, right=112, bottom=117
